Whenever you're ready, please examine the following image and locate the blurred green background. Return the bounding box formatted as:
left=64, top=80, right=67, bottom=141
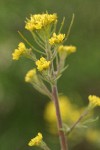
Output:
left=0, top=0, right=100, bottom=150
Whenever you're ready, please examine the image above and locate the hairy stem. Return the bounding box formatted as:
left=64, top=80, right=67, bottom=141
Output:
left=52, top=84, right=68, bottom=150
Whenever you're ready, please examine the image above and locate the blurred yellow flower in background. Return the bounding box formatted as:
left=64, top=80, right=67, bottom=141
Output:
left=86, top=129, right=100, bottom=144
left=44, top=95, right=83, bottom=134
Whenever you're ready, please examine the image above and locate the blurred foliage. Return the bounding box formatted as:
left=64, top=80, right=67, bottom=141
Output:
left=0, top=0, right=100, bottom=150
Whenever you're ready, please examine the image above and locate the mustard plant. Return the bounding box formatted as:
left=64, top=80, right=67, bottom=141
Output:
left=12, top=12, right=100, bottom=150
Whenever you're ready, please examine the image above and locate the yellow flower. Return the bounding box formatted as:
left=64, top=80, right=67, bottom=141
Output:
left=58, top=45, right=76, bottom=54
left=25, top=69, right=37, bottom=83
left=88, top=95, right=100, bottom=108
left=44, top=96, right=82, bottom=123
left=25, top=13, right=57, bottom=31
left=12, top=42, right=27, bottom=60
left=28, top=132, right=43, bottom=146
left=44, top=96, right=71, bottom=123
left=36, top=57, right=50, bottom=71
left=49, top=33, right=65, bottom=45
left=44, top=96, right=83, bottom=134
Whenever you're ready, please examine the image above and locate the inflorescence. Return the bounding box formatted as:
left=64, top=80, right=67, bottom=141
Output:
left=12, top=12, right=100, bottom=149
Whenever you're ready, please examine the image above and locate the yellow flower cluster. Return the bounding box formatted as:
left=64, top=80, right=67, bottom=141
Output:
left=58, top=45, right=76, bottom=54
left=28, top=132, right=43, bottom=146
left=36, top=57, right=50, bottom=71
left=25, top=13, right=57, bottom=31
left=12, top=42, right=27, bottom=60
left=25, top=69, right=37, bottom=83
left=88, top=95, right=100, bottom=108
left=49, top=33, right=65, bottom=45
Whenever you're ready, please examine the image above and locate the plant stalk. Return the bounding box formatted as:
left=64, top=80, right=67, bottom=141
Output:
left=52, top=84, right=68, bottom=150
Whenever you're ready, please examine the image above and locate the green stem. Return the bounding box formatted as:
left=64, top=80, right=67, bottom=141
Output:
left=41, top=141, right=51, bottom=150
left=52, top=84, right=68, bottom=150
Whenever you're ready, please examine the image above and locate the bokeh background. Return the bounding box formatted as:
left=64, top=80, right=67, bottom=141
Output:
left=0, top=0, right=100, bottom=150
